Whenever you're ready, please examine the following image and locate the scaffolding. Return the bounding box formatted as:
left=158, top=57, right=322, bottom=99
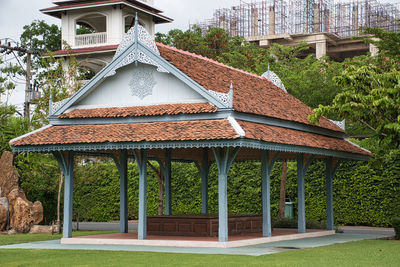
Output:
left=191, top=0, right=400, bottom=38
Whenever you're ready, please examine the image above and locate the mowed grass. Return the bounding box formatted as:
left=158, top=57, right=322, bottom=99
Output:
left=0, top=239, right=399, bottom=266
left=0, top=231, right=117, bottom=246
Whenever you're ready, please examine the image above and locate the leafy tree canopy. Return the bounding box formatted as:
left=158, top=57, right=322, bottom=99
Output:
left=358, top=21, right=400, bottom=60
left=0, top=57, right=20, bottom=103
left=310, top=58, right=400, bottom=147
left=20, top=20, right=61, bottom=53
left=310, top=27, right=400, bottom=148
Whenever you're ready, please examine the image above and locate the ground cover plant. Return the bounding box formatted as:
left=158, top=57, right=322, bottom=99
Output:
left=0, top=231, right=116, bottom=246
left=0, top=240, right=399, bottom=266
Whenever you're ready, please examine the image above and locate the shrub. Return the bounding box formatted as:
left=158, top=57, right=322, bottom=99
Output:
left=393, top=217, right=400, bottom=240
left=273, top=217, right=326, bottom=229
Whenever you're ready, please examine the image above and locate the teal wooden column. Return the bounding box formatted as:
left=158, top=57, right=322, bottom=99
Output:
left=53, top=151, right=74, bottom=238
left=326, top=158, right=340, bottom=230
left=297, top=154, right=314, bottom=233
left=201, top=148, right=209, bottom=214
left=134, top=149, right=147, bottom=240
left=112, top=150, right=128, bottom=233
left=212, top=147, right=240, bottom=242
left=261, top=151, right=280, bottom=237
left=164, top=149, right=172, bottom=215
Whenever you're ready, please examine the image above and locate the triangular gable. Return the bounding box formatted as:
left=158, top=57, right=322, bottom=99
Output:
left=51, top=20, right=229, bottom=117
left=75, top=62, right=210, bottom=108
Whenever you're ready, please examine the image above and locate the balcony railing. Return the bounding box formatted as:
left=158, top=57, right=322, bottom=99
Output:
left=75, top=32, right=107, bottom=47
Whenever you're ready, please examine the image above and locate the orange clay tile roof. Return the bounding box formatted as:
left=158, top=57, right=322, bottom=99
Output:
left=10, top=120, right=238, bottom=146
left=11, top=118, right=369, bottom=156
left=156, top=43, right=343, bottom=133
left=238, top=120, right=371, bottom=156
left=59, top=103, right=218, bottom=119
left=41, top=0, right=171, bottom=22
left=52, top=45, right=118, bottom=56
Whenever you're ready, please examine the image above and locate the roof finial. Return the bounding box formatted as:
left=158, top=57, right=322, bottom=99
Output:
left=229, top=81, right=234, bottom=108
left=135, top=12, right=139, bottom=27
left=261, top=66, right=287, bottom=93
left=134, top=12, right=139, bottom=66
left=49, top=89, right=53, bottom=116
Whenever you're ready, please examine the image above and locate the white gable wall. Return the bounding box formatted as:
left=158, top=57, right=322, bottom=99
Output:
left=74, top=63, right=207, bottom=109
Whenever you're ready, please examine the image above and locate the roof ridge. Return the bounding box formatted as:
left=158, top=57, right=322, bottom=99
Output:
left=156, top=42, right=266, bottom=82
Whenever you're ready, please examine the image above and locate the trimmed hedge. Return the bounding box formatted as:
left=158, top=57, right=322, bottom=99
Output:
left=393, top=217, right=400, bottom=240
left=16, top=144, right=400, bottom=227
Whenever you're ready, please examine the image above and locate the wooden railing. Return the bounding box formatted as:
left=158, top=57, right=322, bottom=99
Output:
left=75, top=32, right=107, bottom=47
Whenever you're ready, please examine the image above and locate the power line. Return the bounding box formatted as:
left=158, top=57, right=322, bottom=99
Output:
left=0, top=39, right=42, bottom=119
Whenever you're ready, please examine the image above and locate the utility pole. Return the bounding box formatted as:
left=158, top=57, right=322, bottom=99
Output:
left=0, top=41, right=40, bottom=120
left=24, top=52, right=32, bottom=119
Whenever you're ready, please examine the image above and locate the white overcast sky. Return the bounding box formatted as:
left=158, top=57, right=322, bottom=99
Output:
left=0, top=0, right=241, bottom=42
left=0, top=0, right=240, bottom=108
left=0, top=0, right=398, bottom=109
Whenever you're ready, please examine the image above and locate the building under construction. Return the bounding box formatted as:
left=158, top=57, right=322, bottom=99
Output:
left=191, top=0, right=400, bottom=60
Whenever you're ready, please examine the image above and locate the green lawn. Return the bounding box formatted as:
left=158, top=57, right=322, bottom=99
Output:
left=0, top=239, right=399, bottom=266
left=0, top=231, right=117, bottom=246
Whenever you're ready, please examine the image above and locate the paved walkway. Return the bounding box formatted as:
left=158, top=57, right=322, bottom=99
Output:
left=339, top=226, right=395, bottom=236
left=0, top=231, right=392, bottom=256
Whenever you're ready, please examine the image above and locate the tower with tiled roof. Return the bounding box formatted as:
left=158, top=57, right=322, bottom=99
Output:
left=42, top=0, right=172, bottom=73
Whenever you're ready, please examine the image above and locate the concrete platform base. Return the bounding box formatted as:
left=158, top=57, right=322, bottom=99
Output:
left=61, top=229, right=335, bottom=248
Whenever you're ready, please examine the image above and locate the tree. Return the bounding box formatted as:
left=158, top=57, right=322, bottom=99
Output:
left=0, top=105, right=31, bottom=154
left=155, top=29, right=183, bottom=46
left=173, top=27, right=208, bottom=55
left=19, top=21, right=87, bottom=231
left=357, top=21, right=400, bottom=60
left=203, top=28, right=229, bottom=59
left=0, top=57, right=20, bottom=105
left=31, top=47, right=86, bottom=232
left=309, top=25, right=400, bottom=148
left=20, top=20, right=61, bottom=69
left=310, top=62, right=400, bottom=147
left=272, top=52, right=344, bottom=108
left=218, top=40, right=273, bottom=74
left=269, top=42, right=310, bottom=60
left=148, top=161, right=165, bottom=215
left=156, top=27, right=232, bottom=60
left=32, top=47, right=85, bottom=125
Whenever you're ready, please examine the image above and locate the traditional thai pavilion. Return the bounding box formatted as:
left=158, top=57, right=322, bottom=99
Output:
left=11, top=2, right=370, bottom=246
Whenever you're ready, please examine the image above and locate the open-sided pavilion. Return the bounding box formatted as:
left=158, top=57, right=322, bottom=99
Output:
left=10, top=20, right=370, bottom=246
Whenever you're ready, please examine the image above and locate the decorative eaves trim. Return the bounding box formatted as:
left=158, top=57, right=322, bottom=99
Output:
left=11, top=139, right=370, bottom=161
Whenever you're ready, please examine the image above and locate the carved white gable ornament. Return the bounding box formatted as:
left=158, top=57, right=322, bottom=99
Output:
left=262, top=66, right=287, bottom=93
left=105, top=18, right=169, bottom=78
left=329, top=119, right=346, bottom=131
left=129, top=67, right=156, bottom=99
